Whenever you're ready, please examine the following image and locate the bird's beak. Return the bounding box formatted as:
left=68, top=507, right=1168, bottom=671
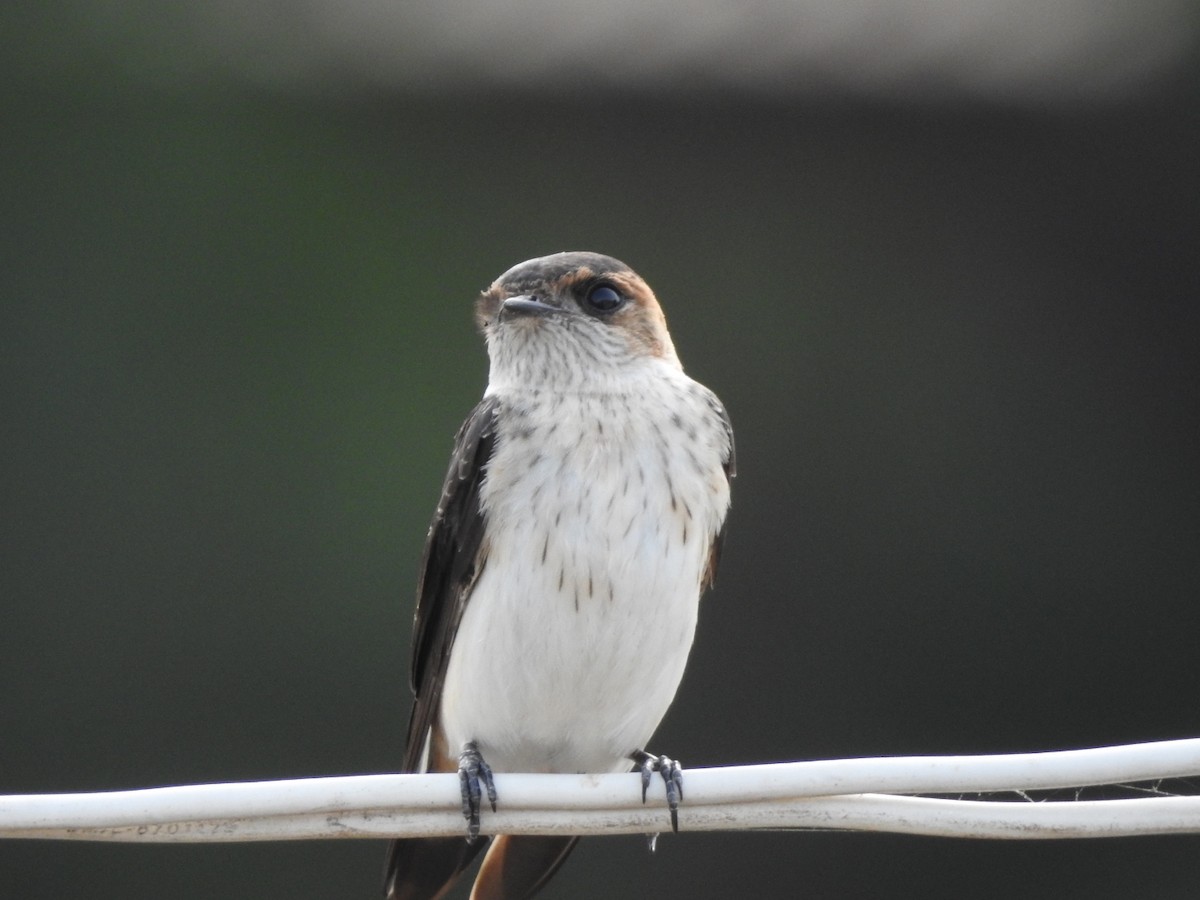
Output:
left=500, top=295, right=562, bottom=318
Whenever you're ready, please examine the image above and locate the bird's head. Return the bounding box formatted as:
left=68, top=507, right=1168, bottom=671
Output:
left=476, top=252, right=680, bottom=391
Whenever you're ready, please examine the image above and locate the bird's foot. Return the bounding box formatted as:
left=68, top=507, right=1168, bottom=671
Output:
left=631, top=749, right=684, bottom=834
left=458, top=741, right=497, bottom=843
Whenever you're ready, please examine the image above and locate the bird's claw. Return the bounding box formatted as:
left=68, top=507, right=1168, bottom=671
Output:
left=631, top=750, right=684, bottom=833
left=458, top=741, right=497, bottom=843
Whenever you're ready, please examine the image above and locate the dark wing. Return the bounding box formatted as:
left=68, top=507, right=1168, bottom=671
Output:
left=403, top=394, right=500, bottom=772
left=701, top=397, right=736, bottom=592
left=384, top=397, right=500, bottom=899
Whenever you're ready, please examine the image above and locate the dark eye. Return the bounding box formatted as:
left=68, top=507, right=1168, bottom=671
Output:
left=584, top=284, right=624, bottom=313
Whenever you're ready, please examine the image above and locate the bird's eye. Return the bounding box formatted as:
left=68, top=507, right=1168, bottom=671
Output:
left=585, top=284, right=624, bottom=313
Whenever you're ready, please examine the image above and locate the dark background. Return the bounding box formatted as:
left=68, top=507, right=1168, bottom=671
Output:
left=3, top=10, right=1200, bottom=898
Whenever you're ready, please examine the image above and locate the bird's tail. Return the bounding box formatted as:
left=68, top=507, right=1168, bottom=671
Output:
left=471, top=835, right=580, bottom=900
left=384, top=835, right=488, bottom=900
left=383, top=835, right=579, bottom=900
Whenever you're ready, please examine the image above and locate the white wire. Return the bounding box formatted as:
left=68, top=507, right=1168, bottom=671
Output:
left=3, top=738, right=1200, bottom=843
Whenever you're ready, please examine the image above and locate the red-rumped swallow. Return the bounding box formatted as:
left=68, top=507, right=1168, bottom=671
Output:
left=384, top=252, right=735, bottom=899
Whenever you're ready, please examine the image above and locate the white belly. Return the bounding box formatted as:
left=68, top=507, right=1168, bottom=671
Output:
left=440, top=380, right=730, bottom=774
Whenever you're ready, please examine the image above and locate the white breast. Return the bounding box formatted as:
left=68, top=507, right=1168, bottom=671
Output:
left=439, top=364, right=731, bottom=774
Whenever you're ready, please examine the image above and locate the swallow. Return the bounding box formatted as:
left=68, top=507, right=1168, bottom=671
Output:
left=384, top=252, right=735, bottom=899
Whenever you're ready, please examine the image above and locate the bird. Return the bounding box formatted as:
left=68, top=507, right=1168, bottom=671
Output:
left=384, top=251, right=735, bottom=900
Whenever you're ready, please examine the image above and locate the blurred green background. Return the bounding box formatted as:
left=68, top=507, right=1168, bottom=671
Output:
left=3, top=4, right=1200, bottom=897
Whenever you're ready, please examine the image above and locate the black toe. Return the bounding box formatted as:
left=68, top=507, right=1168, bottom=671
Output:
left=458, top=741, right=497, bottom=842
left=631, top=749, right=684, bottom=833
